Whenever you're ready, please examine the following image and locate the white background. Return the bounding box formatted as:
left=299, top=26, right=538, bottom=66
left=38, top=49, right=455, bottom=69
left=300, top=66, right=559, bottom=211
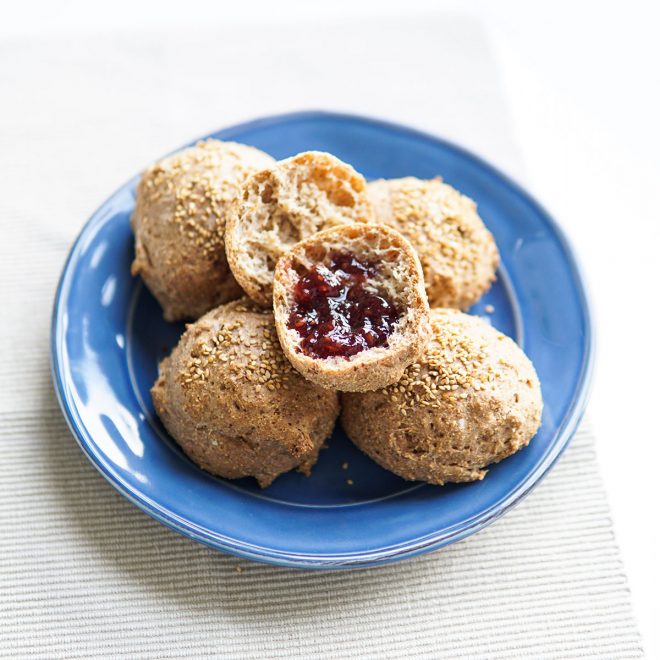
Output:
left=3, top=0, right=659, bottom=655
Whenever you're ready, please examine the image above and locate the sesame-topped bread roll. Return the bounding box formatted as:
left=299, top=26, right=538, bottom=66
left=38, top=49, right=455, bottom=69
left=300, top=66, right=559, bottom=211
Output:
left=131, top=140, right=275, bottom=321
left=341, top=309, right=542, bottom=485
left=151, top=299, right=339, bottom=487
left=273, top=223, right=431, bottom=392
left=367, top=177, right=499, bottom=309
left=225, top=151, right=373, bottom=305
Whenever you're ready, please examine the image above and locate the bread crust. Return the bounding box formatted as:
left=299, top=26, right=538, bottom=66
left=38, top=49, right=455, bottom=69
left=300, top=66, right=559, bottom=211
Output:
left=131, top=140, right=274, bottom=321
left=273, top=223, right=431, bottom=392
left=151, top=299, right=339, bottom=487
left=225, top=151, right=373, bottom=305
left=341, top=309, right=542, bottom=485
left=367, top=177, right=499, bottom=309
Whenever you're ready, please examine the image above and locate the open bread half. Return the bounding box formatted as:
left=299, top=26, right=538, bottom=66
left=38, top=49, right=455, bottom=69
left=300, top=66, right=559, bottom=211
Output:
left=273, top=224, right=431, bottom=392
left=225, top=151, right=373, bottom=305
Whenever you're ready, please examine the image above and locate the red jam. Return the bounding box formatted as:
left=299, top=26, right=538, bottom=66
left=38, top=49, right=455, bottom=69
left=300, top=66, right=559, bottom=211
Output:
left=287, top=252, right=402, bottom=359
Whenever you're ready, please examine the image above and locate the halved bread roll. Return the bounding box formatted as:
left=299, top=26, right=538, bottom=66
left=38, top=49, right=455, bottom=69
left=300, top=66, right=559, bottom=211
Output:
left=273, top=224, right=431, bottom=392
left=225, top=151, right=373, bottom=305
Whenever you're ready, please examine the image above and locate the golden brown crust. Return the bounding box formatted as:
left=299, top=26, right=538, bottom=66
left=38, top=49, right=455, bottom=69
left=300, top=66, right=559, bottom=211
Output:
left=341, top=309, right=542, bottom=484
left=131, top=140, right=274, bottom=321
left=225, top=151, right=373, bottom=305
left=273, top=224, right=431, bottom=392
left=367, top=177, right=499, bottom=309
left=151, top=299, right=339, bottom=487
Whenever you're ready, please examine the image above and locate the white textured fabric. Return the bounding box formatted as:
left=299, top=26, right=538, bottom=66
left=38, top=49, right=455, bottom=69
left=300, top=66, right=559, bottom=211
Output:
left=0, top=17, right=643, bottom=658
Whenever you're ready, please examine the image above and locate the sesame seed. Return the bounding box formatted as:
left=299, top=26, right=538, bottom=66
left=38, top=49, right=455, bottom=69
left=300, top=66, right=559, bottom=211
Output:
left=179, top=299, right=296, bottom=390
left=380, top=312, right=491, bottom=412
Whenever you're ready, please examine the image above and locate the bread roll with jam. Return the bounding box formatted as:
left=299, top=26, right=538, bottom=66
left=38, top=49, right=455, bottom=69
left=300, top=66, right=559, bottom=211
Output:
left=273, top=223, right=431, bottom=392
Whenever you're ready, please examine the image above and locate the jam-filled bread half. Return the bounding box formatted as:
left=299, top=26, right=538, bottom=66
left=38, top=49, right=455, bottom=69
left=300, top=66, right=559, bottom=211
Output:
left=273, top=223, right=432, bottom=392
left=225, top=151, right=373, bottom=305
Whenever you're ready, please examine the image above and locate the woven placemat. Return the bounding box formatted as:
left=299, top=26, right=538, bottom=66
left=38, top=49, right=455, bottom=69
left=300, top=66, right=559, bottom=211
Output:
left=0, top=18, right=643, bottom=658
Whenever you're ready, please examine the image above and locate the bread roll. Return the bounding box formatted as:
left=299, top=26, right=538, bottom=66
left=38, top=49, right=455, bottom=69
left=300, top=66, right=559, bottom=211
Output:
left=367, top=177, right=499, bottom=309
left=151, top=299, right=339, bottom=487
left=341, top=309, right=542, bottom=485
left=131, top=140, right=274, bottom=321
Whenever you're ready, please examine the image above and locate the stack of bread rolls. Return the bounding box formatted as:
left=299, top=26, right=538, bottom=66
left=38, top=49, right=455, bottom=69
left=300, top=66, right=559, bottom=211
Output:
left=134, top=141, right=542, bottom=488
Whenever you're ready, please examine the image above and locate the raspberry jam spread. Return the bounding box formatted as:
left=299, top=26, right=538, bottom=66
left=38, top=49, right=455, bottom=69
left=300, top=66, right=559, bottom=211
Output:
left=287, top=252, right=402, bottom=359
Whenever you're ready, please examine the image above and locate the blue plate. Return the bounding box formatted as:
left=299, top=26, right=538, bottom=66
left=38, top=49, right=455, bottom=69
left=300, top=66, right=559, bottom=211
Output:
left=51, top=111, right=593, bottom=569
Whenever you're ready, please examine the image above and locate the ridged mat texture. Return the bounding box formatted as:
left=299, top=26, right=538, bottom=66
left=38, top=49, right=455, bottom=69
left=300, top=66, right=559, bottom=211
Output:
left=0, top=19, right=643, bottom=658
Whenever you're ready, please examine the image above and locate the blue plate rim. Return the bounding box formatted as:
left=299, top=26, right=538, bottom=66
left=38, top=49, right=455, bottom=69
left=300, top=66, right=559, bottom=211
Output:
left=50, top=110, right=595, bottom=569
